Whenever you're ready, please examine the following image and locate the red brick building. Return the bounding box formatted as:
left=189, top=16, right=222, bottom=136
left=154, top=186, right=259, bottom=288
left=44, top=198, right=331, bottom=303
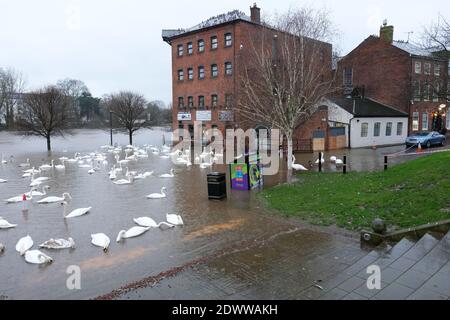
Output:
left=337, top=22, right=450, bottom=135
left=162, top=4, right=333, bottom=150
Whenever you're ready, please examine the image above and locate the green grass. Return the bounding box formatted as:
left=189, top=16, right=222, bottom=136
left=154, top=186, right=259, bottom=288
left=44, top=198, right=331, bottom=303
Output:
left=261, top=152, right=450, bottom=231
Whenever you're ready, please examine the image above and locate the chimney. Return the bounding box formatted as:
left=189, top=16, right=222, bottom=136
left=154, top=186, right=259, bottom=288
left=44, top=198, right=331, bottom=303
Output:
left=250, top=3, right=261, bottom=24
left=379, top=19, right=394, bottom=44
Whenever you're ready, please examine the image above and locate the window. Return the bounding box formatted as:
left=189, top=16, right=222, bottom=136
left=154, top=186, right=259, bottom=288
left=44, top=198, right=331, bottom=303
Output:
left=225, top=62, right=232, bottom=76
left=412, top=112, right=419, bottom=131
left=188, top=96, right=194, bottom=108
left=433, top=81, right=440, bottom=102
left=198, top=96, right=205, bottom=109
left=361, top=123, right=369, bottom=138
left=415, top=61, right=422, bottom=74
left=422, top=112, right=428, bottom=131
left=343, top=67, right=353, bottom=91
left=423, top=82, right=430, bottom=101
left=187, top=42, right=193, bottom=55
left=225, top=94, right=233, bottom=108
left=211, top=64, right=218, bottom=78
left=177, top=69, right=184, bottom=81
left=374, top=122, right=381, bottom=137
left=178, top=97, right=184, bottom=108
left=187, top=68, right=194, bottom=80
left=211, top=36, right=218, bottom=50
left=413, top=80, right=421, bottom=101
left=386, top=122, right=392, bottom=136
left=397, top=122, right=404, bottom=136
left=198, top=66, right=205, bottom=79
left=211, top=94, right=218, bottom=108
left=225, top=33, right=232, bottom=47
left=424, top=62, right=431, bottom=75
left=434, top=64, right=441, bottom=76
left=198, top=39, right=205, bottom=53
left=177, top=44, right=183, bottom=57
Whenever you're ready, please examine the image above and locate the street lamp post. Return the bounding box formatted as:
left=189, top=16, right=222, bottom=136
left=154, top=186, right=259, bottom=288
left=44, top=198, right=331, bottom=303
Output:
left=110, top=111, right=113, bottom=146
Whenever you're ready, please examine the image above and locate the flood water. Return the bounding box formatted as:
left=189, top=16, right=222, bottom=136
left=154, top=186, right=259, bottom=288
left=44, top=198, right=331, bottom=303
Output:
left=0, top=129, right=439, bottom=299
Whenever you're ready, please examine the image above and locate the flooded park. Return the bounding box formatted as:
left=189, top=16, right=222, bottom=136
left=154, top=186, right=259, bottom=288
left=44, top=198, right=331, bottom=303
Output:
left=0, top=128, right=443, bottom=300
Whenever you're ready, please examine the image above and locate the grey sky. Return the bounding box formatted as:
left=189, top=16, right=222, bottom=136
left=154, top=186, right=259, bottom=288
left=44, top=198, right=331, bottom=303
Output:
left=0, top=0, right=448, bottom=105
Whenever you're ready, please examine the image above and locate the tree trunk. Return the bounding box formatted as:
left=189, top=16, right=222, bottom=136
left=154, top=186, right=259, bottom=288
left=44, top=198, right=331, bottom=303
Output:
left=129, top=130, right=133, bottom=146
left=46, top=135, right=51, bottom=151
left=287, top=135, right=293, bottom=170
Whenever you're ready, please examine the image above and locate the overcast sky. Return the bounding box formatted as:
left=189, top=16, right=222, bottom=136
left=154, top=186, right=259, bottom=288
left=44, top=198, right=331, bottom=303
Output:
left=0, top=0, right=448, bottom=105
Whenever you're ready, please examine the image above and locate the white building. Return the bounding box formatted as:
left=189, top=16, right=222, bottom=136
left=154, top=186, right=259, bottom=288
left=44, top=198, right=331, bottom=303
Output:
left=325, top=97, right=409, bottom=149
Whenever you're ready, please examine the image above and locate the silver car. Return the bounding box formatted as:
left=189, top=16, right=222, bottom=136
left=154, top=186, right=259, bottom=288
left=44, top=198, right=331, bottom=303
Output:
left=405, top=132, right=446, bottom=148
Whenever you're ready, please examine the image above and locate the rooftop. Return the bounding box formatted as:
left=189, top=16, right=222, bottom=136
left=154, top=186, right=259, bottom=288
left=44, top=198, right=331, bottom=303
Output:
left=331, top=97, right=408, bottom=118
left=392, top=41, right=438, bottom=58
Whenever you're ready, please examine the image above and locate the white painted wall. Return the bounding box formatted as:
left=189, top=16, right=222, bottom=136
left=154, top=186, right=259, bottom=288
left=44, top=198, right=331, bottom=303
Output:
left=350, top=117, right=409, bottom=148
left=327, top=100, right=354, bottom=124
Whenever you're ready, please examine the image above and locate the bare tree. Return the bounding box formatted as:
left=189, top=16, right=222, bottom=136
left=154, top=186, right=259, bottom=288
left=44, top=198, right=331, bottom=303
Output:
left=103, top=91, right=148, bottom=145
left=0, top=68, right=26, bottom=129
left=237, top=7, right=338, bottom=170
left=422, top=15, right=450, bottom=102
left=16, top=86, right=70, bottom=151
left=57, top=78, right=90, bottom=125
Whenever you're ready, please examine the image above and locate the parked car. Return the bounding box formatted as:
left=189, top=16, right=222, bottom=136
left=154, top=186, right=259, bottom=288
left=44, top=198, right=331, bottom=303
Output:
left=405, top=132, right=446, bottom=148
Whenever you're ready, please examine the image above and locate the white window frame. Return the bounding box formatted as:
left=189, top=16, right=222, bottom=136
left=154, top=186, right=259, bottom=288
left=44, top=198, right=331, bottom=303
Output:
left=415, top=61, right=422, bottom=74
left=397, top=122, right=403, bottom=136
left=386, top=122, right=393, bottom=136
left=424, top=62, right=431, bottom=75
left=422, top=112, right=428, bottom=131
left=434, top=64, right=441, bottom=76
left=374, top=122, right=381, bottom=137
left=361, top=123, right=369, bottom=138
left=412, top=112, right=419, bottom=131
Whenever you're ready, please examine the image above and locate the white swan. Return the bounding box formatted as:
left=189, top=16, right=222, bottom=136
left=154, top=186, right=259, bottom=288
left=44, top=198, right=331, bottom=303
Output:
left=159, top=169, right=175, bottom=178
left=335, top=159, right=344, bottom=167
left=147, top=187, right=167, bottom=199
left=330, top=156, right=337, bottom=163
left=16, top=235, right=34, bottom=255
left=5, top=192, right=32, bottom=204
left=19, top=159, right=30, bottom=168
left=54, top=160, right=65, bottom=171
left=113, top=175, right=134, bottom=185
left=166, top=213, right=184, bottom=226
left=1, top=154, right=8, bottom=164
left=0, top=217, right=18, bottom=229
left=116, top=226, right=151, bottom=242
left=30, top=176, right=50, bottom=187
left=39, top=238, right=75, bottom=250
left=39, top=161, right=53, bottom=171
left=133, top=217, right=175, bottom=229
left=38, top=192, right=71, bottom=204
left=315, top=152, right=325, bottom=165
left=292, top=155, right=308, bottom=171
left=62, top=202, right=91, bottom=219
left=0, top=179, right=7, bottom=183
left=91, top=233, right=110, bottom=252
left=24, top=250, right=53, bottom=265
left=25, top=185, right=50, bottom=197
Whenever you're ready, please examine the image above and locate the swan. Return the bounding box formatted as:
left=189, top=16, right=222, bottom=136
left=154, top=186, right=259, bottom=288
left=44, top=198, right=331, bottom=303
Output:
left=147, top=187, right=167, bottom=199
left=16, top=235, right=33, bottom=255
left=1, top=154, right=8, bottom=164
left=166, top=213, right=184, bottom=226
left=330, top=156, right=337, bottom=163
left=292, top=155, right=308, bottom=171
left=54, top=160, right=65, bottom=171
left=30, top=176, right=50, bottom=187
left=113, top=175, right=134, bottom=185
left=116, top=226, right=151, bottom=242
left=335, top=159, right=344, bottom=167
left=24, top=167, right=40, bottom=174
left=0, top=179, right=7, bottom=183
left=39, top=160, right=53, bottom=171
left=133, top=217, right=174, bottom=229
left=19, top=159, right=30, bottom=168
left=5, top=192, right=32, bottom=204
left=24, top=250, right=53, bottom=265
left=91, top=233, right=110, bottom=252
left=39, top=238, right=75, bottom=250
left=315, top=153, right=325, bottom=165
left=38, top=192, right=71, bottom=204
left=62, top=202, right=91, bottom=219
left=0, top=217, right=18, bottom=229
left=25, top=185, right=50, bottom=197
left=159, top=169, right=175, bottom=178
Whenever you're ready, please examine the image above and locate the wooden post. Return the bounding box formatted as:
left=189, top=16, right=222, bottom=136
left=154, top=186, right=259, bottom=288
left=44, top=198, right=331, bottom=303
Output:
left=384, top=156, right=388, bottom=171
left=318, top=152, right=322, bottom=173
left=343, top=156, right=347, bottom=174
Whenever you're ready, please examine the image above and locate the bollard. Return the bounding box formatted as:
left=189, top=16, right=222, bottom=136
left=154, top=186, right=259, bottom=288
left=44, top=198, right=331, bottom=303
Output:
left=384, top=156, right=388, bottom=171
left=318, top=152, right=322, bottom=173
left=343, top=156, right=347, bottom=174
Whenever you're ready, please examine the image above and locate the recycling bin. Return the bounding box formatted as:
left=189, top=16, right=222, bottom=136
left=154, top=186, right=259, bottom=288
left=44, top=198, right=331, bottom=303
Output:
left=207, top=172, right=227, bottom=200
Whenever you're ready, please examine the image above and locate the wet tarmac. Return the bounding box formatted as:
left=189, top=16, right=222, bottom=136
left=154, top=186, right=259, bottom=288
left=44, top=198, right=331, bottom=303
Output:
left=0, top=129, right=445, bottom=300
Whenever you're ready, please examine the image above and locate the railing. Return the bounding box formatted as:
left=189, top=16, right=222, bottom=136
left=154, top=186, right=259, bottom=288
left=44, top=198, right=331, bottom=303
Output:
left=280, top=139, right=313, bottom=153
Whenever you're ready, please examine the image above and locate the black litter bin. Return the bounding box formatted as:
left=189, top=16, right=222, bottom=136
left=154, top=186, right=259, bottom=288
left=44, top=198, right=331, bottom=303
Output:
left=207, top=172, right=227, bottom=200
